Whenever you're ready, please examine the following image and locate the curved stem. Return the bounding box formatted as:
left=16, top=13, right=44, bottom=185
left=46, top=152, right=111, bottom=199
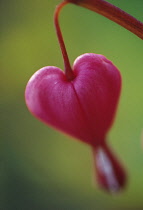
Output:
left=54, top=1, right=75, bottom=80
left=68, top=0, right=143, bottom=40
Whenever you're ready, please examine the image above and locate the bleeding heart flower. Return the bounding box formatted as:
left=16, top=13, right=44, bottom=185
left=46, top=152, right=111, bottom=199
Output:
left=25, top=1, right=128, bottom=193
left=25, top=53, right=121, bottom=147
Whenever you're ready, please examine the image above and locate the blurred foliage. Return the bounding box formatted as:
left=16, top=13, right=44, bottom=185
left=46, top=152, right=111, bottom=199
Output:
left=1, top=0, right=143, bottom=209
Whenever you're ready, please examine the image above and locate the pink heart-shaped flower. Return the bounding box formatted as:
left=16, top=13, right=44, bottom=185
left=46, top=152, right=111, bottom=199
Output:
left=25, top=53, right=121, bottom=147
left=25, top=53, right=126, bottom=193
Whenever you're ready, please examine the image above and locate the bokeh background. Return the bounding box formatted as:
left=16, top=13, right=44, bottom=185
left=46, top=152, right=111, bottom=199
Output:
left=1, top=0, right=143, bottom=209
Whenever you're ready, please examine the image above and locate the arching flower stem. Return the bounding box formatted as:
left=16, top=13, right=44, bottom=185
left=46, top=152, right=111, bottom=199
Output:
left=68, top=0, right=143, bottom=39
left=54, top=1, right=75, bottom=80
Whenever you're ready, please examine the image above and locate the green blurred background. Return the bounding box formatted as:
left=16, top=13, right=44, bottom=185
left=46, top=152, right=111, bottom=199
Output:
left=1, top=0, right=143, bottom=209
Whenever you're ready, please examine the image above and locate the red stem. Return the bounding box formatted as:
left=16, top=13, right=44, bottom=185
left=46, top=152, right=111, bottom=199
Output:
left=54, top=1, right=75, bottom=80
left=68, top=0, right=143, bottom=40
